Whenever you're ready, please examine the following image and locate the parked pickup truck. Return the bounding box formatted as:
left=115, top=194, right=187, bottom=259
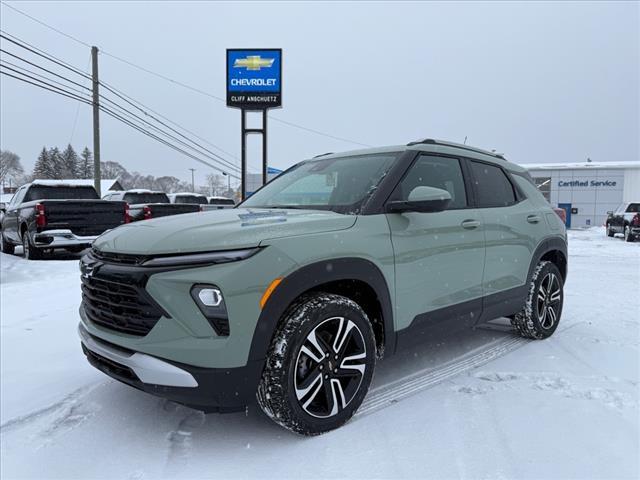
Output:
left=103, top=190, right=201, bottom=222
left=0, top=181, right=128, bottom=259
left=167, top=192, right=226, bottom=212
left=606, top=202, right=640, bottom=242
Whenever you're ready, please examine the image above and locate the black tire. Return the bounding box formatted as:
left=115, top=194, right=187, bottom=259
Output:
left=624, top=226, right=634, bottom=243
left=511, top=261, right=564, bottom=340
left=606, top=224, right=614, bottom=237
left=257, top=293, right=376, bottom=436
left=22, top=231, right=42, bottom=260
left=1, top=232, right=15, bottom=255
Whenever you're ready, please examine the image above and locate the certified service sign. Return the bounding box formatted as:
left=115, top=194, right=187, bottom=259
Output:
left=226, top=49, right=282, bottom=109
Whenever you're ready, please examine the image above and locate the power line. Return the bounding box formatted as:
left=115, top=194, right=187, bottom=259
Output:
left=0, top=4, right=372, bottom=147
left=0, top=48, right=90, bottom=91
left=1, top=1, right=91, bottom=48
left=1, top=67, right=241, bottom=179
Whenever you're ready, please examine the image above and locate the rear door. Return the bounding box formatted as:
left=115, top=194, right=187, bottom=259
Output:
left=468, top=160, right=544, bottom=316
left=386, top=154, right=485, bottom=332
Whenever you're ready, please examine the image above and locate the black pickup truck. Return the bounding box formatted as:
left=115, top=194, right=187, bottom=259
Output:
left=103, top=190, right=201, bottom=222
left=606, top=202, right=640, bottom=242
left=0, top=182, right=127, bottom=259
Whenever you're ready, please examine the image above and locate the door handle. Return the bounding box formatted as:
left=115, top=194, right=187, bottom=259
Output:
left=461, top=220, right=481, bottom=229
left=527, top=215, right=541, bottom=224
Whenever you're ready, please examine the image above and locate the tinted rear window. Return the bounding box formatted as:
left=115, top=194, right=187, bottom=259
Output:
left=626, top=203, right=640, bottom=213
left=175, top=195, right=208, bottom=204
left=209, top=198, right=235, bottom=206
left=123, top=193, right=170, bottom=204
left=470, top=162, right=517, bottom=208
left=24, top=186, right=99, bottom=202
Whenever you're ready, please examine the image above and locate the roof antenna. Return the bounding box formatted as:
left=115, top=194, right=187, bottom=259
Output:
left=463, top=136, right=468, bottom=145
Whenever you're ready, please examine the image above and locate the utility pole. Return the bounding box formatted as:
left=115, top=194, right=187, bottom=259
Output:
left=189, top=168, right=196, bottom=192
left=91, top=46, right=101, bottom=196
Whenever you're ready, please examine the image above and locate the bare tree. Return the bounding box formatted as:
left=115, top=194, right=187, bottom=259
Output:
left=205, top=173, right=225, bottom=196
left=0, top=150, right=25, bottom=186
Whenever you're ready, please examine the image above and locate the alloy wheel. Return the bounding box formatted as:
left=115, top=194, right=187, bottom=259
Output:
left=536, top=273, right=562, bottom=329
left=294, top=316, right=367, bottom=419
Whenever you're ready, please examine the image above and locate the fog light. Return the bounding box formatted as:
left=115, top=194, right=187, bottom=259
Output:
left=198, top=287, right=223, bottom=307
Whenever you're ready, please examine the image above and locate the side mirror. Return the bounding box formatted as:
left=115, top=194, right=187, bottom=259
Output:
left=386, top=186, right=452, bottom=213
left=606, top=211, right=613, bottom=215
left=0, top=202, right=5, bottom=213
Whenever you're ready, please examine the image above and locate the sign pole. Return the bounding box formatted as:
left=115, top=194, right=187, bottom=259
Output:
left=241, top=109, right=247, bottom=200
left=262, top=109, right=268, bottom=187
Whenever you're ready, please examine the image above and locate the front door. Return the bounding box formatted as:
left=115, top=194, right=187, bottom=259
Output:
left=386, top=154, right=485, bottom=332
left=558, top=203, right=572, bottom=228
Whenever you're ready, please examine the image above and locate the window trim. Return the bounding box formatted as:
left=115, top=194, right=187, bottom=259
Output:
left=465, top=158, right=523, bottom=209
left=388, top=153, right=472, bottom=211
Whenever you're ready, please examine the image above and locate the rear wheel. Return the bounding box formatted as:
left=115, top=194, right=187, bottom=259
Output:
left=22, top=231, right=43, bottom=260
left=511, top=261, right=563, bottom=340
left=624, top=226, right=634, bottom=243
left=1, top=232, right=15, bottom=255
left=257, top=293, right=376, bottom=436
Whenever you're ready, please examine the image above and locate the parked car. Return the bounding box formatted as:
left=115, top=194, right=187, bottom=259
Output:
left=606, top=202, right=640, bottom=242
left=0, top=181, right=127, bottom=259
left=208, top=196, right=236, bottom=209
left=553, top=207, right=567, bottom=225
left=78, top=139, right=567, bottom=435
left=104, top=190, right=201, bottom=222
left=167, top=193, right=208, bottom=205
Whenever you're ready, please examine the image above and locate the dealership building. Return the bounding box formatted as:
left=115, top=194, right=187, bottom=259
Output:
left=524, top=161, right=640, bottom=228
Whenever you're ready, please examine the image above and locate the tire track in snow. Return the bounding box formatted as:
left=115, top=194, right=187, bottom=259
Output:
left=356, top=336, right=530, bottom=418
left=163, top=407, right=206, bottom=477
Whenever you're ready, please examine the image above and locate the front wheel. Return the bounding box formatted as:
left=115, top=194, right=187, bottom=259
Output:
left=606, top=224, right=614, bottom=237
left=1, top=232, right=15, bottom=255
left=257, top=293, right=376, bottom=436
left=511, top=261, right=564, bottom=339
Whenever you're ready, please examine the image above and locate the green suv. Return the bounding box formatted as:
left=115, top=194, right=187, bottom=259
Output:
left=78, top=139, right=567, bottom=435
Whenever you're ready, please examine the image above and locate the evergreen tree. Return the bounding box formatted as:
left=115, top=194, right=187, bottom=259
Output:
left=60, top=144, right=79, bottom=178
left=47, top=147, right=64, bottom=179
left=33, top=147, right=55, bottom=179
left=79, top=147, right=93, bottom=178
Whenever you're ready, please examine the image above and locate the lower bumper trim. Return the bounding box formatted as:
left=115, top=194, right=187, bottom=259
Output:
left=35, top=229, right=98, bottom=248
left=78, top=323, right=198, bottom=388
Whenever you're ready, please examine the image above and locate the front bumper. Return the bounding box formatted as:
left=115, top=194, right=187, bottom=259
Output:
left=78, top=322, right=264, bottom=412
left=34, top=229, right=98, bottom=248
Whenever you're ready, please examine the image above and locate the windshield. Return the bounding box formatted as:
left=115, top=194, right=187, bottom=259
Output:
left=175, top=195, right=208, bottom=204
left=124, top=192, right=169, bottom=204
left=241, top=153, right=399, bottom=214
left=24, top=186, right=99, bottom=202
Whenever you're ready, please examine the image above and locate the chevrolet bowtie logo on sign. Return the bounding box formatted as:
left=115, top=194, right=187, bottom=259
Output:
left=233, top=55, right=275, bottom=71
left=227, top=49, right=282, bottom=109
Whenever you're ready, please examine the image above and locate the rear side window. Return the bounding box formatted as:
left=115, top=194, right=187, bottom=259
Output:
left=395, top=155, right=468, bottom=209
left=24, top=186, right=99, bottom=202
left=470, top=162, right=517, bottom=208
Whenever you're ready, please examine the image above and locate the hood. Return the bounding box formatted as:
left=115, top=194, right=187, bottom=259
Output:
left=93, top=208, right=356, bottom=255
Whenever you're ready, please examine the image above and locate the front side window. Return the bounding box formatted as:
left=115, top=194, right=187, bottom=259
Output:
left=9, top=187, right=25, bottom=206
left=241, top=153, right=399, bottom=214
left=393, top=155, right=468, bottom=209
left=470, top=161, right=517, bottom=208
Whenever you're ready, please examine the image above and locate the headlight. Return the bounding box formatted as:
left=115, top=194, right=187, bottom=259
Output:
left=191, top=284, right=230, bottom=336
left=141, top=247, right=260, bottom=268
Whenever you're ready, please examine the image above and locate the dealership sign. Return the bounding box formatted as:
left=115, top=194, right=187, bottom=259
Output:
left=558, top=180, right=617, bottom=187
left=226, top=49, right=282, bottom=109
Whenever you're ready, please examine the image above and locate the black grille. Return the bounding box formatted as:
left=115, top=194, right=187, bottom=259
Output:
left=91, top=248, right=147, bottom=265
left=81, top=275, right=165, bottom=336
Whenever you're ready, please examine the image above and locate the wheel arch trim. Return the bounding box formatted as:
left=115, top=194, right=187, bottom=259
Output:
left=527, top=236, right=568, bottom=284
left=248, top=257, right=395, bottom=362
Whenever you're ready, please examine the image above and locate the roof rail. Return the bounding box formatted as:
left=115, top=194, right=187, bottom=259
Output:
left=407, top=138, right=506, bottom=160
left=313, top=152, right=334, bottom=158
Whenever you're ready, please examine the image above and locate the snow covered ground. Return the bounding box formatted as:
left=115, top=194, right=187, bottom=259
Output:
left=1, top=228, right=638, bottom=479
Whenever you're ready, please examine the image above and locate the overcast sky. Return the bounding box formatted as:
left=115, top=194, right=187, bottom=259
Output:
left=1, top=1, right=638, bottom=188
